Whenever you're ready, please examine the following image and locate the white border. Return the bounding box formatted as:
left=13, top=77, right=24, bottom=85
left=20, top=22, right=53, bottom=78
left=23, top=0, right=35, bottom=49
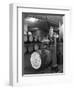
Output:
left=9, top=4, right=71, bottom=86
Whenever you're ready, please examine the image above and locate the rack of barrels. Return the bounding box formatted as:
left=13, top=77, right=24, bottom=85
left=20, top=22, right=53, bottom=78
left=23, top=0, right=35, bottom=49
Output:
left=24, top=31, right=63, bottom=72
left=24, top=31, right=52, bottom=70
left=24, top=31, right=43, bottom=54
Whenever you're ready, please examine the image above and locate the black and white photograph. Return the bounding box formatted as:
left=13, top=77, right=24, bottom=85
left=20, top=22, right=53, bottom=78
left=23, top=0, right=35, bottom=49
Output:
left=22, top=13, right=64, bottom=75
left=9, top=4, right=71, bottom=86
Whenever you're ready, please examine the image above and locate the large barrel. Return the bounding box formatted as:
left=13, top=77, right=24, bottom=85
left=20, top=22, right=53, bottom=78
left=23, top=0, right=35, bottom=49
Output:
left=30, top=49, right=51, bottom=70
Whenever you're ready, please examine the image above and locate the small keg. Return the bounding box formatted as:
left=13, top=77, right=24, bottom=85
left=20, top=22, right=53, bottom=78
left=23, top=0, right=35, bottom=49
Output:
left=30, top=49, right=51, bottom=70
left=34, top=44, right=39, bottom=51
left=28, top=45, right=33, bottom=53
left=28, top=32, right=33, bottom=42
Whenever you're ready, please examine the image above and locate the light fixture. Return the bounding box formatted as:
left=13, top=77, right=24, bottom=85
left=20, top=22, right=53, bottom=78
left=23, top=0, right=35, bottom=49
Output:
left=25, top=17, right=39, bottom=23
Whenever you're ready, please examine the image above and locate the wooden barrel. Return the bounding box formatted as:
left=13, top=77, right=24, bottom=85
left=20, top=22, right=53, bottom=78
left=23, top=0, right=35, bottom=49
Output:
left=30, top=51, right=41, bottom=70
left=34, top=44, right=39, bottom=51
left=30, top=49, right=51, bottom=70
left=28, top=32, right=33, bottom=42
left=29, top=35, right=33, bottom=42
left=28, top=45, right=33, bottom=53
